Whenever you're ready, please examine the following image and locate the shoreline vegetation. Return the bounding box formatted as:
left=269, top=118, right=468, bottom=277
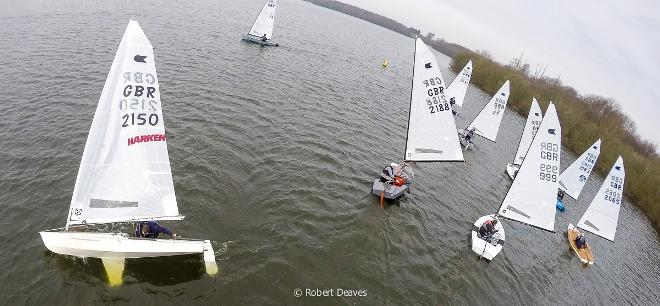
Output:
left=304, top=0, right=660, bottom=231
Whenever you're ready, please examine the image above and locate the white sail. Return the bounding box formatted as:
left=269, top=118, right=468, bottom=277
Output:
left=577, top=156, right=625, bottom=241
left=512, top=98, right=543, bottom=165
left=445, top=60, right=472, bottom=107
left=248, top=0, right=277, bottom=40
left=466, top=80, right=510, bottom=142
left=67, top=20, right=180, bottom=226
left=498, top=102, right=561, bottom=231
left=558, top=139, right=602, bottom=199
left=404, top=38, right=464, bottom=161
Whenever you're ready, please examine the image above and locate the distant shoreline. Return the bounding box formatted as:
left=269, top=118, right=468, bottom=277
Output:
left=303, top=0, right=469, bottom=58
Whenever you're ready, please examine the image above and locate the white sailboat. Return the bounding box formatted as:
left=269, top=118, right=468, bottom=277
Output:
left=39, top=20, right=218, bottom=286
left=445, top=60, right=472, bottom=109
left=506, top=98, right=543, bottom=179
left=458, top=80, right=510, bottom=149
left=242, top=0, right=279, bottom=46
left=568, top=156, right=625, bottom=265
left=471, top=102, right=561, bottom=260
left=558, top=139, right=602, bottom=199
left=372, top=38, right=464, bottom=203
left=577, top=156, right=625, bottom=241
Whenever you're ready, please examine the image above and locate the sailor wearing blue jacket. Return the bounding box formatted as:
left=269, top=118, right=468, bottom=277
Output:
left=135, top=221, right=177, bottom=239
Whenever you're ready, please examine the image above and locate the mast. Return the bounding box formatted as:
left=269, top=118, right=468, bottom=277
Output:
left=403, top=37, right=417, bottom=161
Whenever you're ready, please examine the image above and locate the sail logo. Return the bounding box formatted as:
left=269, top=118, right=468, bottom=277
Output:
left=615, top=166, right=621, bottom=171
left=128, top=134, right=166, bottom=146
left=134, top=55, right=147, bottom=63
left=425, top=62, right=432, bottom=69
left=548, top=128, right=556, bottom=135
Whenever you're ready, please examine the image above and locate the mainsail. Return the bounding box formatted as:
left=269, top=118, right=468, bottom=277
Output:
left=404, top=38, right=464, bottom=161
left=67, top=20, right=180, bottom=226
left=558, top=139, right=602, bottom=199
left=512, top=98, right=543, bottom=165
left=248, top=0, right=277, bottom=40
left=445, top=60, right=472, bottom=107
left=466, top=81, right=510, bottom=142
left=577, top=156, right=625, bottom=241
left=498, top=102, right=561, bottom=231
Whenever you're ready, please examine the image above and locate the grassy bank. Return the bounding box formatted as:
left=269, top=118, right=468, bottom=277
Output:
left=451, top=51, right=660, bottom=230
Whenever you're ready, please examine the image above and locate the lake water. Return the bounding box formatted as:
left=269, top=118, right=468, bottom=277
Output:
left=1, top=0, right=658, bottom=304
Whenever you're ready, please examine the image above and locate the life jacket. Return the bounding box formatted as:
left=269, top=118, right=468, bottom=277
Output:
left=393, top=176, right=406, bottom=186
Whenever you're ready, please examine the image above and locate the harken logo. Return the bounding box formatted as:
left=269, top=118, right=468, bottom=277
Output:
left=548, top=128, right=556, bottom=135
left=134, top=55, right=147, bottom=63
left=425, top=62, right=432, bottom=69
left=128, top=134, right=166, bottom=146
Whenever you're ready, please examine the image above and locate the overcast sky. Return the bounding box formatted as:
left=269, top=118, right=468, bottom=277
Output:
left=341, top=0, right=660, bottom=145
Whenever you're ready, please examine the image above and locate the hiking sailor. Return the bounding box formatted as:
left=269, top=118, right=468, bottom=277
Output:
left=478, top=218, right=498, bottom=241
left=135, top=221, right=178, bottom=239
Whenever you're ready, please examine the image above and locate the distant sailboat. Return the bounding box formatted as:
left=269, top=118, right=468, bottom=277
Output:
left=558, top=139, right=602, bottom=199
left=39, top=21, right=218, bottom=286
left=458, top=80, right=510, bottom=149
left=445, top=60, right=472, bottom=110
left=568, top=156, right=625, bottom=265
left=242, top=0, right=279, bottom=46
left=471, top=102, right=561, bottom=260
left=506, top=98, right=543, bottom=179
left=372, top=38, right=464, bottom=205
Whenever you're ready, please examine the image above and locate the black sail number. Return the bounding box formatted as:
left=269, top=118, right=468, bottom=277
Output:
left=122, top=113, right=159, bottom=127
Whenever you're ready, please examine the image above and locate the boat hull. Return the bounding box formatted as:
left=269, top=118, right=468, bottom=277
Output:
left=39, top=231, right=206, bottom=258
left=371, top=179, right=409, bottom=200
left=241, top=34, right=279, bottom=46
left=471, top=214, right=505, bottom=260
left=567, top=223, right=594, bottom=265
left=506, top=163, right=519, bottom=180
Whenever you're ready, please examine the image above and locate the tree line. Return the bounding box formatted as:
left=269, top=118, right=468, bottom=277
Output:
left=451, top=51, right=659, bottom=230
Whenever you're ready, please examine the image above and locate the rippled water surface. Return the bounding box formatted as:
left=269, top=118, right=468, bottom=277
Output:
left=1, top=0, right=659, bottom=304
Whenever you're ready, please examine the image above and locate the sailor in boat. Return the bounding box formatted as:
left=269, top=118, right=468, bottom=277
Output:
left=450, top=97, right=458, bottom=115
left=135, top=221, right=178, bottom=239
left=379, top=162, right=412, bottom=187
left=478, top=218, right=498, bottom=241
left=575, top=232, right=587, bottom=249
left=463, top=127, right=476, bottom=143
left=261, top=34, right=267, bottom=42
left=557, top=189, right=565, bottom=201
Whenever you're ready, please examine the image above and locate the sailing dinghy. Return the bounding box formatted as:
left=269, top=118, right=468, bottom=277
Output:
left=242, top=0, right=279, bottom=46
left=458, top=81, right=510, bottom=149
left=558, top=139, right=602, bottom=199
left=471, top=102, right=561, bottom=260
left=506, top=98, right=543, bottom=179
left=568, top=156, right=625, bottom=265
left=372, top=38, right=464, bottom=204
left=445, top=60, right=472, bottom=113
left=39, top=20, right=218, bottom=286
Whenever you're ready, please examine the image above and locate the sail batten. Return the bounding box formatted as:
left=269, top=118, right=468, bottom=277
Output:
left=466, top=81, right=510, bottom=142
left=498, top=102, right=561, bottom=231
left=66, top=20, right=179, bottom=226
left=404, top=38, right=464, bottom=162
